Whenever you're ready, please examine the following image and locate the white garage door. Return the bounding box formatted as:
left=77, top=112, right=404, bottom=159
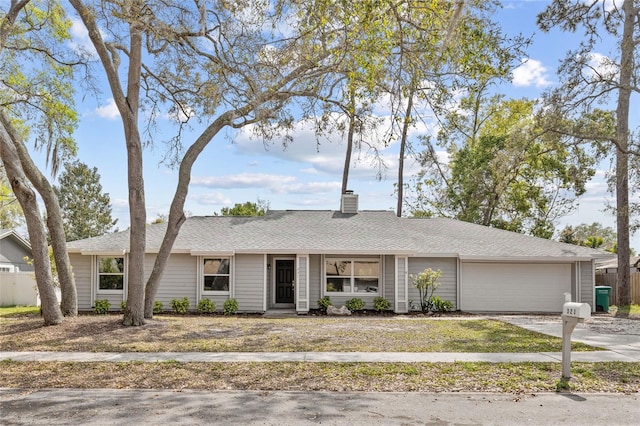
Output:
left=460, top=263, right=571, bottom=312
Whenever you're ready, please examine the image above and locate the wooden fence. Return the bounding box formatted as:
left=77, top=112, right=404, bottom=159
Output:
left=595, top=272, right=640, bottom=305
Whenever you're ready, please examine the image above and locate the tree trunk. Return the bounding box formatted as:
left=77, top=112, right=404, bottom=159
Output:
left=70, top=0, right=147, bottom=325
left=0, top=111, right=77, bottom=316
left=614, top=0, right=634, bottom=307
left=396, top=88, right=415, bottom=217
left=341, top=89, right=356, bottom=195
left=122, top=10, right=146, bottom=326
left=0, top=124, right=63, bottom=326
left=144, top=114, right=232, bottom=318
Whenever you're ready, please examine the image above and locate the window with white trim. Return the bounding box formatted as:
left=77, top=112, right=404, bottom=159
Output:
left=97, top=256, right=124, bottom=291
left=203, top=258, right=230, bottom=292
left=325, top=258, right=379, bottom=294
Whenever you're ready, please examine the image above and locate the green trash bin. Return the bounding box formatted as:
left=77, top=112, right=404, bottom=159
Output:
left=595, top=286, right=612, bottom=312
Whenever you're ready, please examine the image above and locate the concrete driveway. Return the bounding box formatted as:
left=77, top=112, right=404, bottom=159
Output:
left=492, top=314, right=640, bottom=361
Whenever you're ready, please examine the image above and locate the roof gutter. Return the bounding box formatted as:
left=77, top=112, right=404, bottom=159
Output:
left=459, top=255, right=594, bottom=262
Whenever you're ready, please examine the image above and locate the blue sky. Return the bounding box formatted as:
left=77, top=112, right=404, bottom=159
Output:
left=45, top=0, right=638, bottom=250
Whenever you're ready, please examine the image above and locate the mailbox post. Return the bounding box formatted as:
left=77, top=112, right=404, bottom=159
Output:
left=561, top=293, right=591, bottom=380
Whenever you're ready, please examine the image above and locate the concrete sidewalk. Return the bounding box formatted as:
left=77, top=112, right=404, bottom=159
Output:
left=1, top=349, right=639, bottom=363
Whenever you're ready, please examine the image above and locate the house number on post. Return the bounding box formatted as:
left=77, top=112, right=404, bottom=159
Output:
left=561, top=293, right=591, bottom=380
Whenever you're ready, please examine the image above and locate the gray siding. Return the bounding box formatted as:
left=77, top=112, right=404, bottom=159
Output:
left=94, top=293, right=125, bottom=311
left=408, top=257, right=457, bottom=310
left=309, top=255, right=321, bottom=308
left=396, top=257, right=407, bottom=312
left=148, top=254, right=198, bottom=311
left=325, top=294, right=382, bottom=310
left=384, top=255, right=395, bottom=306
left=297, top=256, right=308, bottom=311
left=0, top=235, right=33, bottom=271
left=234, top=254, right=265, bottom=312
left=580, top=261, right=594, bottom=308
left=70, top=254, right=92, bottom=310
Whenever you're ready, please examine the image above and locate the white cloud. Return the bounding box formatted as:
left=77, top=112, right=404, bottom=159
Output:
left=189, top=192, right=232, bottom=206
left=512, top=59, right=552, bottom=88
left=68, top=18, right=100, bottom=57
left=232, top=115, right=405, bottom=181
left=165, top=105, right=195, bottom=123
left=191, top=173, right=296, bottom=189
left=95, top=98, right=120, bottom=119
left=585, top=52, right=618, bottom=82
left=299, top=167, right=320, bottom=175
left=277, top=181, right=341, bottom=195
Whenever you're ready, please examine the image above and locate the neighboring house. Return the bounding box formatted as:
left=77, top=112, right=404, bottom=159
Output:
left=66, top=194, right=606, bottom=314
left=596, top=256, right=640, bottom=274
left=0, top=229, right=39, bottom=306
left=0, top=229, right=33, bottom=273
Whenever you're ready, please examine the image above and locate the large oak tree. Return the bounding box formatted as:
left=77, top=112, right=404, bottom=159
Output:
left=1, top=0, right=81, bottom=321
left=538, top=0, right=640, bottom=306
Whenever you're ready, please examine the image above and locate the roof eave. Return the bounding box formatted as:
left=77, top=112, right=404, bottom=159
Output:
left=459, top=255, right=595, bottom=262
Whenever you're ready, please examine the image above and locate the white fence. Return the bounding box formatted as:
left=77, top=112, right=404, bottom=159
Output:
left=0, top=271, right=42, bottom=306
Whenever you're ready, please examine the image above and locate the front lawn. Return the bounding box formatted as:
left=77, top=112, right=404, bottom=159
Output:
left=1, top=360, right=638, bottom=393
left=0, top=311, right=597, bottom=353
left=0, top=305, right=40, bottom=317
left=611, top=304, right=640, bottom=319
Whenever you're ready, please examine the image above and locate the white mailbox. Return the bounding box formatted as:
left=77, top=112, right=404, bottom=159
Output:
left=562, top=302, right=591, bottom=320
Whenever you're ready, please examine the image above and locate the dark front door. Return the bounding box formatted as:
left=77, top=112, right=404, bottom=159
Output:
left=275, top=259, right=295, bottom=304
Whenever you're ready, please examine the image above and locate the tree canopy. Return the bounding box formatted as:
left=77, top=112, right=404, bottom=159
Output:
left=219, top=200, right=269, bottom=217
left=409, top=92, right=598, bottom=238
left=54, top=160, right=117, bottom=242
left=0, top=165, right=23, bottom=229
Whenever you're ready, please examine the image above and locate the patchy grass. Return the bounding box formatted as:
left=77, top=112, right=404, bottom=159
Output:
left=0, top=306, right=40, bottom=317
left=610, top=304, right=640, bottom=319
left=1, top=360, right=638, bottom=393
left=0, top=314, right=597, bottom=353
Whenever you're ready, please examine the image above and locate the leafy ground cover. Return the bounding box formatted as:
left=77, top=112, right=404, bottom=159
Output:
left=610, top=304, right=640, bottom=319
left=0, top=310, right=597, bottom=353
left=1, top=360, right=639, bottom=393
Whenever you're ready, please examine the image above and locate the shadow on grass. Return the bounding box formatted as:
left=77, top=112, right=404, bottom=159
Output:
left=453, top=320, right=599, bottom=352
left=610, top=304, right=640, bottom=319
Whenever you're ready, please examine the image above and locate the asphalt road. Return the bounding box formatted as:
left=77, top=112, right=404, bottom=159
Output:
left=2, top=388, right=639, bottom=425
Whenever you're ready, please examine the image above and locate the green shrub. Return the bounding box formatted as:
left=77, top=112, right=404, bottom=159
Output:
left=170, top=297, right=190, bottom=315
left=345, top=297, right=365, bottom=312
left=223, top=298, right=238, bottom=315
left=94, top=299, right=111, bottom=315
left=153, top=300, right=164, bottom=314
left=120, top=301, right=126, bottom=311
left=410, top=268, right=442, bottom=312
left=197, top=298, right=216, bottom=314
left=317, top=296, right=332, bottom=312
left=373, top=296, right=391, bottom=312
left=431, top=296, right=453, bottom=313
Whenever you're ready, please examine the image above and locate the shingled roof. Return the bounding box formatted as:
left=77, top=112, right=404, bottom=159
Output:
left=66, top=210, right=605, bottom=260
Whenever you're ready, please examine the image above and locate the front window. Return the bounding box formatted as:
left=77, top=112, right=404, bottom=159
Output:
left=98, top=257, right=124, bottom=291
left=325, top=258, right=379, bottom=293
left=203, top=258, right=230, bottom=292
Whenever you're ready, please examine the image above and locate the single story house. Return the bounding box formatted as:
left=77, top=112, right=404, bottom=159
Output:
left=596, top=256, right=640, bottom=274
left=66, top=194, right=606, bottom=314
left=0, top=229, right=33, bottom=273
